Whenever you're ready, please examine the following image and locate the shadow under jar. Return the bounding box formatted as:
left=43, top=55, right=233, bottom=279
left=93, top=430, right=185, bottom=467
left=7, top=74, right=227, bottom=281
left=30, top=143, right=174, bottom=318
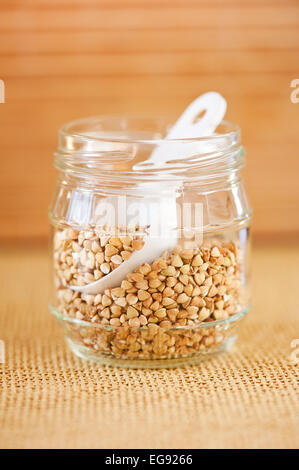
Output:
left=49, top=116, right=251, bottom=368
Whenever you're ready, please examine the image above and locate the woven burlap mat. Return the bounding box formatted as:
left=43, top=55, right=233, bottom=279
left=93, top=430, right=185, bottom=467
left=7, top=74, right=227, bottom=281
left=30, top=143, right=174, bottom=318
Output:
left=0, top=243, right=298, bottom=449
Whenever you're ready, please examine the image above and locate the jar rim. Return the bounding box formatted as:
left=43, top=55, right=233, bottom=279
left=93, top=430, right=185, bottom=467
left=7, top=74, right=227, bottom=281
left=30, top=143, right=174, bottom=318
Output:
left=59, top=114, right=240, bottom=145
left=55, top=115, right=244, bottom=182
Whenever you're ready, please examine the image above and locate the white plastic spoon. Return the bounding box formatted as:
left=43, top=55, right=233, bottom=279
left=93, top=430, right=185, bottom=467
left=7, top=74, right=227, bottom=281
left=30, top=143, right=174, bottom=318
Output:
left=70, top=92, right=227, bottom=295
left=134, top=92, right=227, bottom=169
left=71, top=194, right=178, bottom=294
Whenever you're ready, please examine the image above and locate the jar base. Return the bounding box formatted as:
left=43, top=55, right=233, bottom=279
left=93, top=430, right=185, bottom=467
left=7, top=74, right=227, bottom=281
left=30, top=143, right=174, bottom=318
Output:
left=65, top=335, right=238, bottom=369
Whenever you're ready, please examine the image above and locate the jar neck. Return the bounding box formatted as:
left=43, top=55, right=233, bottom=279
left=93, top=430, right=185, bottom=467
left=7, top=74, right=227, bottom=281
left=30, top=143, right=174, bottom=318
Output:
left=54, top=117, right=245, bottom=193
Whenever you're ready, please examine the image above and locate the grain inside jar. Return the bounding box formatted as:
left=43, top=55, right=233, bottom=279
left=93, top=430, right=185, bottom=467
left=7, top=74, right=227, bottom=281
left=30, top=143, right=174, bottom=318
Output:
left=53, top=227, right=245, bottom=361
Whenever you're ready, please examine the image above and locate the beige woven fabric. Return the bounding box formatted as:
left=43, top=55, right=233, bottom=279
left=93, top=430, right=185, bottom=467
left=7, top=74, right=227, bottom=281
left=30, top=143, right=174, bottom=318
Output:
left=0, top=243, right=298, bottom=449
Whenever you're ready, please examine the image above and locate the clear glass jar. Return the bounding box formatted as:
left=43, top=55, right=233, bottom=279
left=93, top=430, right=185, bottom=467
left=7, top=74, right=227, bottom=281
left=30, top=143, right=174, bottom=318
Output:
left=48, top=116, right=251, bottom=368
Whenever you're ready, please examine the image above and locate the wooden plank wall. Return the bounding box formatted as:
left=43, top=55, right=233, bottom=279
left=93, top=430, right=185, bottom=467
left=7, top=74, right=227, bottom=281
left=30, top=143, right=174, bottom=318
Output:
left=0, top=0, right=299, bottom=240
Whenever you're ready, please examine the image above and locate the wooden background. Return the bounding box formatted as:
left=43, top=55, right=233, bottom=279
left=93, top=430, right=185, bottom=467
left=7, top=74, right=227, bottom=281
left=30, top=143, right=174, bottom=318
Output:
left=0, top=0, right=299, bottom=241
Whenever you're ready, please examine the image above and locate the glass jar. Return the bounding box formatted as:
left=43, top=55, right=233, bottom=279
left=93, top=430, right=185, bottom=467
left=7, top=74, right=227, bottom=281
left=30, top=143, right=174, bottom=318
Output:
left=48, top=116, right=251, bottom=368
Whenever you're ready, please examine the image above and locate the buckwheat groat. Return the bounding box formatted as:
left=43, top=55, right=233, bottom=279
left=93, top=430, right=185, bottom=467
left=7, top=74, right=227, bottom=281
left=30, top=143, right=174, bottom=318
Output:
left=53, top=227, right=243, bottom=361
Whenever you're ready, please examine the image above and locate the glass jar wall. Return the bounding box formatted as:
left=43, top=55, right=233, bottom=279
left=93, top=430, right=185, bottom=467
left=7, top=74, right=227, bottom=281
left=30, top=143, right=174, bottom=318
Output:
left=49, top=116, right=251, bottom=368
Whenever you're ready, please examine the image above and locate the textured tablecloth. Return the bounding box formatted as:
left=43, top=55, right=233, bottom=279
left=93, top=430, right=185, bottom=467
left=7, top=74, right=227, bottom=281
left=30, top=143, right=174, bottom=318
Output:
left=0, top=242, right=298, bottom=449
